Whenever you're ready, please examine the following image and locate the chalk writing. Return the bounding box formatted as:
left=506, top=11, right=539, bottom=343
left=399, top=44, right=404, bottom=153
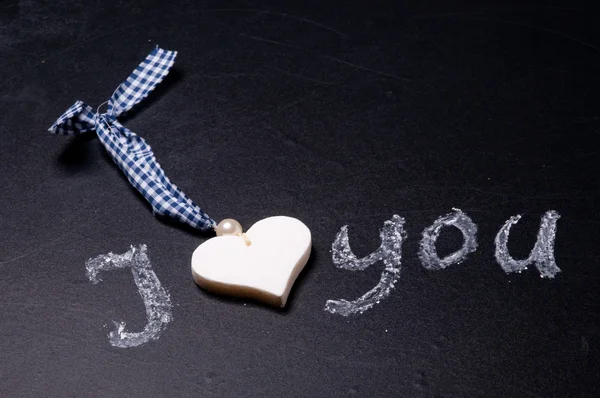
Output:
left=327, top=210, right=561, bottom=316
left=494, top=210, right=561, bottom=278
left=325, top=215, right=406, bottom=316
left=86, top=244, right=173, bottom=348
left=419, top=209, right=478, bottom=270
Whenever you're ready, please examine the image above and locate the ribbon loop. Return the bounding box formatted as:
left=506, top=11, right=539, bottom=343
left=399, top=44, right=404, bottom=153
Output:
left=48, top=47, right=217, bottom=232
left=48, top=100, right=96, bottom=136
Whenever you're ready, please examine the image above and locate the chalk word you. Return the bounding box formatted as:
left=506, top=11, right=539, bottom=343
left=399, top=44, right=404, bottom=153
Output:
left=325, top=209, right=560, bottom=316
left=86, top=245, right=173, bottom=348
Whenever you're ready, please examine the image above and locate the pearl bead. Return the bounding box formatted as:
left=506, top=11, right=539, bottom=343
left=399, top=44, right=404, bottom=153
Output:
left=216, top=218, right=243, bottom=236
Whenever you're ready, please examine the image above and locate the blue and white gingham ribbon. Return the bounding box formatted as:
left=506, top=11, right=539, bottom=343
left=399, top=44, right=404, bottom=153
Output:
left=49, top=47, right=217, bottom=232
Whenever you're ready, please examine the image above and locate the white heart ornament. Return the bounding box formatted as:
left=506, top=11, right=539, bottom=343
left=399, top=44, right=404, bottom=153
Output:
left=191, top=216, right=312, bottom=307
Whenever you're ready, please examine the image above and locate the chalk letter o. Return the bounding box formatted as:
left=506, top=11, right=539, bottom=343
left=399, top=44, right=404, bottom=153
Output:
left=418, top=209, right=478, bottom=270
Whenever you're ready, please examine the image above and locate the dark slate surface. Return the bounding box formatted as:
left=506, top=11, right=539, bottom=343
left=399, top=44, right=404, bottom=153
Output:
left=1, top=1, right=598, bottom=396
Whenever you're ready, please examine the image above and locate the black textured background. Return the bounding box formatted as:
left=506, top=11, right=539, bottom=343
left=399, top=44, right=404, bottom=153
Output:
left=1, top=1, right=599, bottom=396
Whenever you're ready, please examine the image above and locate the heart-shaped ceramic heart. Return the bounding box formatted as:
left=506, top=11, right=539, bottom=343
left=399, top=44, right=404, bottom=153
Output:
left=191, top=216, right=312, bottom=307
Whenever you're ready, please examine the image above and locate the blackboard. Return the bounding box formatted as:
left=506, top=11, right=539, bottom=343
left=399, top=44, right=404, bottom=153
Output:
left=1, top=0, right=599, bottom=396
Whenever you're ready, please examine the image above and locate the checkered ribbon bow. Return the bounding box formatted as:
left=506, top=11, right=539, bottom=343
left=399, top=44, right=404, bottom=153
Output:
left=49, top=47, right=217, bottom=232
